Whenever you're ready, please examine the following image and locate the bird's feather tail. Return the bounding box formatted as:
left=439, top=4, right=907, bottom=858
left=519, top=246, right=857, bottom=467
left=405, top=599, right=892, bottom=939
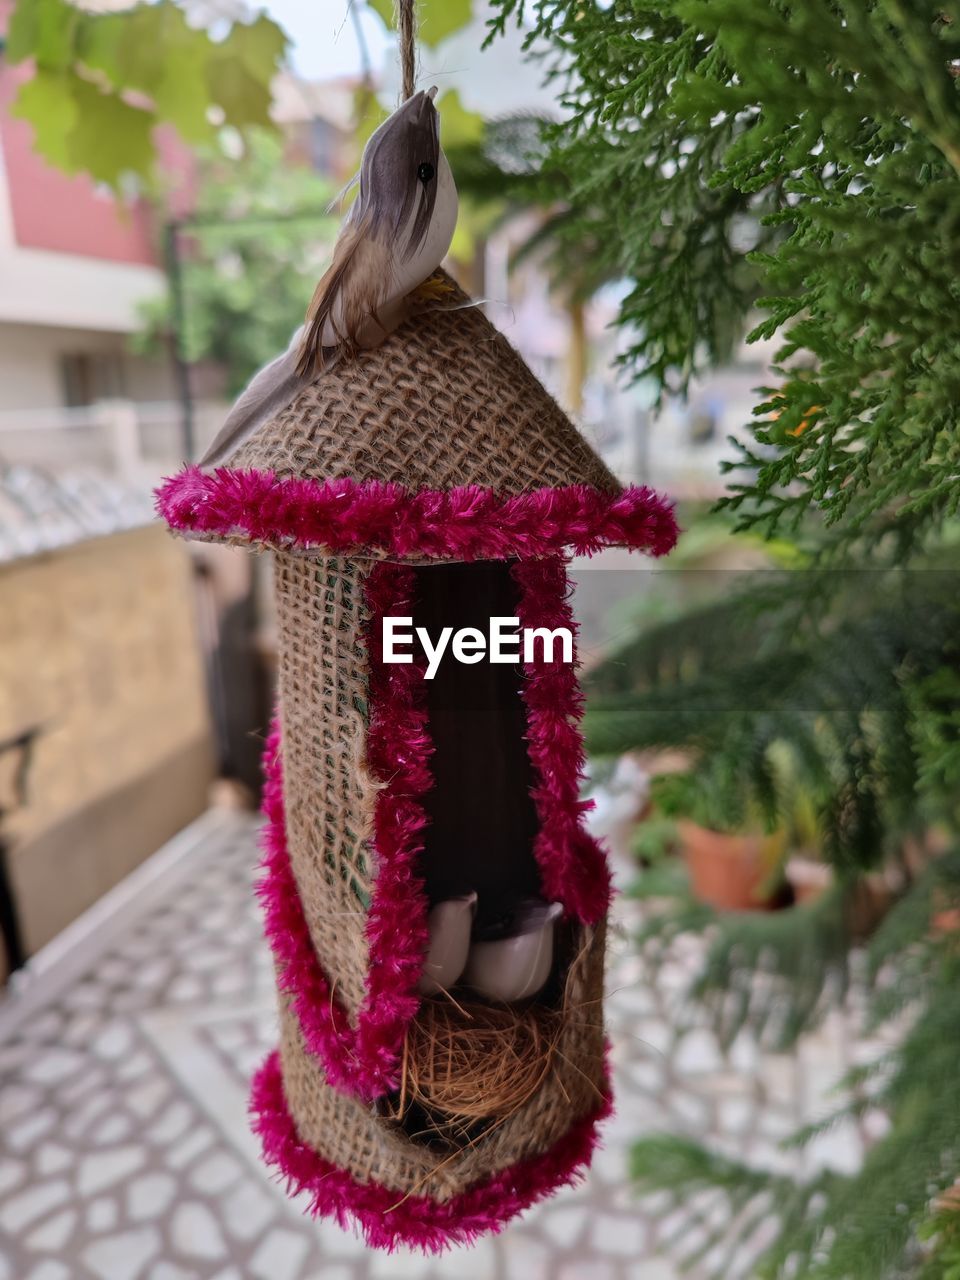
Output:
left=198, top=332, right=308, bottom=468
left=296, top=220, right=393, bottom=376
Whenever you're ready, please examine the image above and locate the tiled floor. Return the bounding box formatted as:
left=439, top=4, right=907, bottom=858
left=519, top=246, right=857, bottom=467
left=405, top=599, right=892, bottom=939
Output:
left=0, top=812, right=883, bottom=1279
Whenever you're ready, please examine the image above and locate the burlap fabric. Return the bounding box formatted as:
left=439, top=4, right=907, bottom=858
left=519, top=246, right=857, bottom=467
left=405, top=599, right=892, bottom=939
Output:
left=257, top=278, right=615, bottom=1204
left=278, top=922, right=606, bottom=1202
left=227, top=273, right=618, bottom=495
left=272, top=547, right=609, bottom=1197
left=273, top=552, right=377, bottom=1019
left=271, top=542, right=609, bottom=1198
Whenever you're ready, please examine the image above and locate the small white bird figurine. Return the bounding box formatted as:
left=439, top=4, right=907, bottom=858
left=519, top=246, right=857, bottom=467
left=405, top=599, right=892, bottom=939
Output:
left=418, top=892, right=478, bottom=997
left=463, top=900, right=564, bottom=1004
left=199, top=87, right=458, bottom=468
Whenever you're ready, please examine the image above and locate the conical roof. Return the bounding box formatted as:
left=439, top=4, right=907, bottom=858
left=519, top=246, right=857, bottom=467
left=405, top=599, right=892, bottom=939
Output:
left=224, top=273, right=618, bottom=493
left=157, top=274, right=679, bottom=561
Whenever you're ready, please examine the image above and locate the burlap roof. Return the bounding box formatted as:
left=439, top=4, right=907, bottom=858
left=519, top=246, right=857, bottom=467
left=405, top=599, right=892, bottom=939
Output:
left=224, top=273, right=619, bottom=494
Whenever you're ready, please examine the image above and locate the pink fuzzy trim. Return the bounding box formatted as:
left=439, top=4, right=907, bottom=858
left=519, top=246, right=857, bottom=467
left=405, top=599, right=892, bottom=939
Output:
left=257, top=556, right=613, bottom=1098
left=256, top=563, right=432, bottom=1101
left=156, top=466, right=678, bottom=559
left=514, top=556, right=611, bottom=924
left=249, top=1047, right=612, bottom=1252
left=256, top=725, right=362, bottom=1090
left=355, top=562, right=434, bottom=1088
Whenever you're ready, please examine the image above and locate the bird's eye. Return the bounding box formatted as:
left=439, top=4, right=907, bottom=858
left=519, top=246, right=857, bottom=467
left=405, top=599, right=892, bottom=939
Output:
left=417, top=161, right=435, bottom=183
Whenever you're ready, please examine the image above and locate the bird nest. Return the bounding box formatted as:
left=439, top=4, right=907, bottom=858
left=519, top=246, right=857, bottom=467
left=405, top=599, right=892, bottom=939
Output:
left=392, top=996, right=565, bottom=1148
left=389, top=928, right=598, bottom=1150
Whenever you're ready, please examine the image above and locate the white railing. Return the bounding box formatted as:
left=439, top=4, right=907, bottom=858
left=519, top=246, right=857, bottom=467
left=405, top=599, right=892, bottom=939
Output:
left=0, top=399, right=228, bottom=564
left=0, top=399, right=228, bottom=483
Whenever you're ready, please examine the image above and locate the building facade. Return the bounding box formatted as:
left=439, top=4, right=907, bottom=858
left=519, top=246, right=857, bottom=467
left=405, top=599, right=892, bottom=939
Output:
left=0, top=19, right=178, bottom=414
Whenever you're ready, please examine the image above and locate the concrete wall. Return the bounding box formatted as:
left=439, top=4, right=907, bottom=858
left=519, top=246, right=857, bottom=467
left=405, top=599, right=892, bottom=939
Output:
left=0, top=525, right=215, bottom=955
left=0, top=323, right=176, bottom=412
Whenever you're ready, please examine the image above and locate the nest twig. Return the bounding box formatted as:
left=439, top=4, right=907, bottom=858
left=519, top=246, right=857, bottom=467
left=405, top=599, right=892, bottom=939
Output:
left=393, top=997, right=564, bottom=1142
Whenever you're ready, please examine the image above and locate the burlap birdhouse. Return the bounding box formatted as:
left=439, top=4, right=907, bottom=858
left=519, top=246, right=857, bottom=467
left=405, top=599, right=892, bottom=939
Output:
left=157, top=273, right=677, bottom=1250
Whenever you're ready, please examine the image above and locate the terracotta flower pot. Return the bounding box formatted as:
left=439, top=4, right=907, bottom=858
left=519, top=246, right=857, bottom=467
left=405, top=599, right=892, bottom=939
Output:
left=678, top=820, right=783, bottom=912
left=787, top=855, right=901, bottom=937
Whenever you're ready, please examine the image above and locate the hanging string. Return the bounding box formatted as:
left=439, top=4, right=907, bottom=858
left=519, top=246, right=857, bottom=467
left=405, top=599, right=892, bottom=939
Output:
left=396, top=0, right=417, bottom=102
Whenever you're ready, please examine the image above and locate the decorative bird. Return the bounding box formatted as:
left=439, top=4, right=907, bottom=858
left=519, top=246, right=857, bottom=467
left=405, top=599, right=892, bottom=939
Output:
left=418, top=892, right=478, bottom=997
left=199, top=87, right=459, bottom=469
left=463, top=899, right=564, bottom=1004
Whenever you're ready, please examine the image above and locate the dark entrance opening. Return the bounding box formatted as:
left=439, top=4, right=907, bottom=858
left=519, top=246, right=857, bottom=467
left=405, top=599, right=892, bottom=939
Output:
left=412, top=560, right=541, bottom=933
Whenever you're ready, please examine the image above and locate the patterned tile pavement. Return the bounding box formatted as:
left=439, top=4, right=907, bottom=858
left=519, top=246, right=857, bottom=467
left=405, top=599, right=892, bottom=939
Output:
left=0, top=811, right=889, bottom=1280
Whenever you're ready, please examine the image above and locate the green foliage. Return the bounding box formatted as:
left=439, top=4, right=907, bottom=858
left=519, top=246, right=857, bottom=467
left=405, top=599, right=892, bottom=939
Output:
left=650, top=770, right=762, bottom=835
left=487, top=0, right=960, bottom=554
left=448, top=111, right=621, bottom=301
left=6, top=0, right=288, bottom=188
left=648, top=740, right=815, bottom=842
left=582, top=560, right=960, bottom=1273
left=633, top=859, right=857, bottom=1049
left=919, top=1208, right=960, bottom=1280
left=683, top=884, right=853, bottom=1046
left=629, top=811, right=679, bottom=866
left=486, top=3, right=960, bottom=1272
left=587, top=566, right=960, bottom=871
left=135, top=134, right=335, bottom=396
left=435, top=87, right=484, bottom=147
left=632, top=878, right=960, bottom=1278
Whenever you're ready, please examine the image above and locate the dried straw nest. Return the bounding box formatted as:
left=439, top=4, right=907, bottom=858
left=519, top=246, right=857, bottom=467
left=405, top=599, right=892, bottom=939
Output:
left=393, top=996, right=564, bottom=1147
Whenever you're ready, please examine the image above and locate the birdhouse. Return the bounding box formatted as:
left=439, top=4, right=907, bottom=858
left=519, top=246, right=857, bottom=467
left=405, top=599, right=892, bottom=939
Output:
left=157, top=92, right=676, bottom=1253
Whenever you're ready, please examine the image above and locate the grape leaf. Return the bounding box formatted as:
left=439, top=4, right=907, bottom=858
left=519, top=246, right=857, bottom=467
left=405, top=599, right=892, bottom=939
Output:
left=436, top=88, right=484, bottom=147
left=205, top=53, right=273, bottom=129
left=74, top=16, right=124, bottom=85
left=7, top=0, right=79, bottom=69
left=67, top=79, right=156, bottom=185
left=202, top=12, right=291, bottom=131
left=7, top=0, right=289, bottom=189
left=224, top=13, right=289, bottom=83
left=9, top=70, right=79, bottom=172
left=368, top=0, right=473, bottom=49
left=79, top=6, right=214, bottom=144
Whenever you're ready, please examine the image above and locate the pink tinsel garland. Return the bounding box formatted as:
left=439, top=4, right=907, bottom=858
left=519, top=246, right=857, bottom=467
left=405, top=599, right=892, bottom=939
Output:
left=354, top=561, right=434, bottom=1088
left=156, top=466, right=678, bottom=560
left=249, top=1047, right=613, bottom=1253
left=255, top=563, right=432, bottom=1101
left=514, top=556, right=612, bottom=923
left=256, top=557, right=612, bottom=1100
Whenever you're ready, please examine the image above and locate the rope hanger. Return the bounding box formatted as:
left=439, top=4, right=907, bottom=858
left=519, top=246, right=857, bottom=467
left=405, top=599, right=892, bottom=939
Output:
left=396, top=0, right=418, bottom=102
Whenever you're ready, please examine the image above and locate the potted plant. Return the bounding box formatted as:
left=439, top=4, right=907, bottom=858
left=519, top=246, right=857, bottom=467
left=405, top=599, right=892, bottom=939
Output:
left=650, top=772, right=788, bottom=911
left=782, top=778, right=829, bottom=904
